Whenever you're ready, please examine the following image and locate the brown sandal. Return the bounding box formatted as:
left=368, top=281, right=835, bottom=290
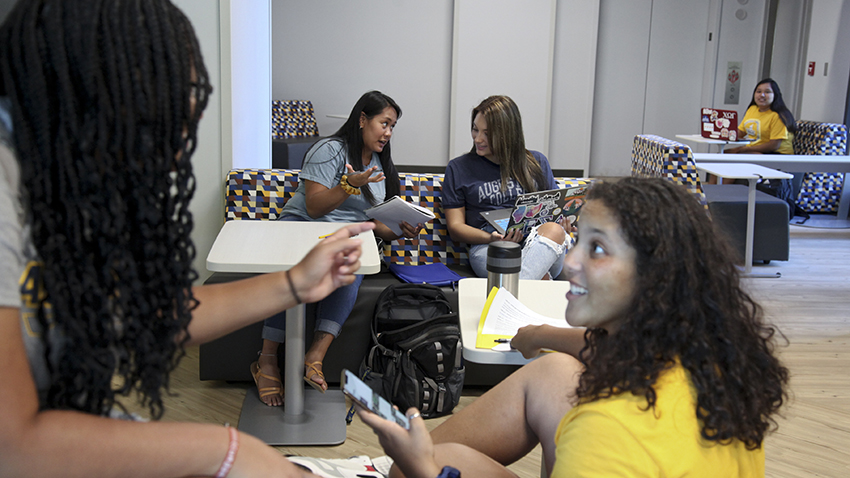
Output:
left=250, top=361, right=283, bottom=406
left=304, top=361, right=327, bottom=393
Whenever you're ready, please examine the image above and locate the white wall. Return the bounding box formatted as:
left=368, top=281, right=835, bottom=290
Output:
left=589, top=0, right=652, bottom=176
left=450, top=0, right=556, bottom=159
left=798, top=0, right=850, bottom=123
left=770, top=0, right=806, bottom=118
left=549, top=0, right=600, bottom=175
left=230, top=0, right=271, bottom=169
left=171, top=0, right=224, bottom=284
left=272, top=0, right=454, bottom=167
left=712, top=0, right=767, bottom=118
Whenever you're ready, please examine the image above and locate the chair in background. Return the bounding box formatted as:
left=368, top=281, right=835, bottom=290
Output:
left=793, top=120, right=847, bottom=214
left=271, top=100, right=322, bottom=169
left=630, top=134, right=708, bottom=208
left=631, top=134, right=789, bottom=263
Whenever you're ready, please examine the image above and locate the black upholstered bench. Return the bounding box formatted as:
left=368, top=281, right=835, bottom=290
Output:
left=703, top=184, right=790, bottom=263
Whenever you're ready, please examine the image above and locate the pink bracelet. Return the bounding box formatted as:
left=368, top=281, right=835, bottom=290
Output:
left=215, top=425, right=239, bottom=478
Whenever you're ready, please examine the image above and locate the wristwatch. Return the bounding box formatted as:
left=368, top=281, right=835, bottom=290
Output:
left=436, top=466, right=461, bottom=478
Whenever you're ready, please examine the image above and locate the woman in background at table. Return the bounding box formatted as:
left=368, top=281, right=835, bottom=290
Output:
left=442, top=95, right=570, bottom=280
left=0, top=0, right=365, bottom=475
left=710, top=78, right=797, bottom=184
left=358, top=178, right=788, bottom=478
left=725, top=78, right=795, bottom=155
left=253, top=91, right=424, bottom=406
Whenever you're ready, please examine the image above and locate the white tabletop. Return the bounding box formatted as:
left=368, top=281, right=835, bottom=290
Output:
left=695, top=162, right=793, bottom=180
left=693, top=152, right=850, bottom=173
left=206, top=220, right=381, bottom=274
left=458, top=278, right=570, bottom=365
left=676, top=134, right=751, bottom=146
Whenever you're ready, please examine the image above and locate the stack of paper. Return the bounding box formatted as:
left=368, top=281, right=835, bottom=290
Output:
left=475, top=286, right=571, bottom=349
left=364, top=196, right=435, bottom=236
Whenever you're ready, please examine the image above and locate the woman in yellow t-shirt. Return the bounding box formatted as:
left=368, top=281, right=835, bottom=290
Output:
left=357, top=178, right=789, bottom=478
left=725, top=78, right=796, bottom=155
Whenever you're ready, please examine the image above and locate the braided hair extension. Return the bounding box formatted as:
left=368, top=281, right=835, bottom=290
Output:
left=575, top=178, right=788, bottom=449
left=0, top=0, right=211, bottom=418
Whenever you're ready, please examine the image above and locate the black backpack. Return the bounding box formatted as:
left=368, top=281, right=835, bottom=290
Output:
left=357, top=283, right=465, bottom=419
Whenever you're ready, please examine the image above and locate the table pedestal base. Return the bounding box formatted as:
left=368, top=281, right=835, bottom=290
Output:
left=237, top=388, right=347, bottom=446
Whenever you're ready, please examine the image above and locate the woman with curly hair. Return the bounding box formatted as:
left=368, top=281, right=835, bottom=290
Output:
left=0, top=0, right=368, bottom=476
left=357, top=177, right=789, bottom=477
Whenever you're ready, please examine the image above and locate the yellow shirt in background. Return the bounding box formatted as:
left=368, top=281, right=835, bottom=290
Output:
left=551, top=364, right=764, bottom=478
left=738, top=105, right=794, bottom=154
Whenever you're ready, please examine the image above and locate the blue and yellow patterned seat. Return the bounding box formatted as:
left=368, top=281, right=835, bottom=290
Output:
left=630, top=134, right=708, bottom=209
left=271, top=100, right=319, bottom=140
left=224, top=169, right=591, bottom=266
left=793, top=120, right=847, bottom=213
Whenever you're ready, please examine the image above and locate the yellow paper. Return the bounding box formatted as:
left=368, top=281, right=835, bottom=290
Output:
left=475, top=286, right=571, bottom=350
left=475, top=286, right=513, bottom=349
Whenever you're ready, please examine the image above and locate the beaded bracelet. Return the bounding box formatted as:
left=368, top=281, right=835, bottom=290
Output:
left=215, top=425, right=239, bottom=478
left=340, top=175, right=361, bottom=195
left=285, top=269, right=302, bottom=304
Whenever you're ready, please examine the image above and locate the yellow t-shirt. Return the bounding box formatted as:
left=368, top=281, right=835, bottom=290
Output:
left=550, top=364, right=764, bottom=478
left=738, top=105, right=794, bottom=154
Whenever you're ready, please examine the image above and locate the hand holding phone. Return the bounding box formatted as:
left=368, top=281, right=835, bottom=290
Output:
left=341, top=369, right=410, bottom=429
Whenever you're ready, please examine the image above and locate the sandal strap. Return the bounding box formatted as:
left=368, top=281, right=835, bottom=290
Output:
left=304, top=361, right=325, bottom=379
left=254, top=369, right=283, bottom=384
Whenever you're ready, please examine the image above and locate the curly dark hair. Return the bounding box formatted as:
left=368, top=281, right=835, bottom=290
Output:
left=575, top=177, right=788, bottom=449
left=0, top=0, right=211, bottom=418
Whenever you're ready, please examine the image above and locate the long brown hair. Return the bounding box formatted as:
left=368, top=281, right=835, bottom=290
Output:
left=469, top=95, right=547, bottom=193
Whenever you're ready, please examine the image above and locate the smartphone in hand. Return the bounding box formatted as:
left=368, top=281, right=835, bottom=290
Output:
left=341, top=369, right=410, bottom=430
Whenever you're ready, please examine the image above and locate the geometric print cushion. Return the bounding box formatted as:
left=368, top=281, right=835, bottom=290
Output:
left=383, top=173, right=469, bottom=266
left=630, top=134, right=708, bottom=210
left=796, top=172, right=844, bottom=213
left=225, top=168, right=299, bottom=221
left=792, top=120, right=847, bottom=213
left=272, top=100, right=319, bottom=140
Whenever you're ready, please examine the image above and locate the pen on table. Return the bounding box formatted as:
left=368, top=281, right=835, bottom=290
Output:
left=318, top=232, right=360, bottom=239
left=494, top=338, right=512, bottom=343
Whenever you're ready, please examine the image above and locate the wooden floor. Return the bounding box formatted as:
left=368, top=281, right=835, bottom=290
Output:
left=126, top=224, right=850, bottom=477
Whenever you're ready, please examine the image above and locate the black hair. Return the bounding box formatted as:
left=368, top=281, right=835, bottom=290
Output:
left=747, top=78, right=797, bottom=133
left=305, top=90, right=401, bottom=204
left=0, top=0, right=211, bottom=419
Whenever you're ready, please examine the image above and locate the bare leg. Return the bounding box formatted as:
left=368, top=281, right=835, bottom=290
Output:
left=304, top=331, right=334, bottom=392
left=536, top=221, right=566, bottom=246
left=397, top=353, right=583, bottom=477
left=254, top=339, right=283, bottom=406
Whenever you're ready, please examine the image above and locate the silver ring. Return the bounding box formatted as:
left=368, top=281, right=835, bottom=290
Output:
left=408, top=412, right=421, bottom=420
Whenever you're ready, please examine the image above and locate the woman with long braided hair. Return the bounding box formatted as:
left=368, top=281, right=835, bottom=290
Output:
left=0, top=0, right=366, bottom=475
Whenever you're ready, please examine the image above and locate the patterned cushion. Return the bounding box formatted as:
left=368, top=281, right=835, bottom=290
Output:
left=630, top=135, right=708, bottom=209
left=225, top=169, right=298, bottom=220
left=272, top=100, right=319, bottom=140
left=382, top=173, right=467, bottom=265
left=223, top=169, right=590, bottom=266
left=793, top=121, right=847, bottom=213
